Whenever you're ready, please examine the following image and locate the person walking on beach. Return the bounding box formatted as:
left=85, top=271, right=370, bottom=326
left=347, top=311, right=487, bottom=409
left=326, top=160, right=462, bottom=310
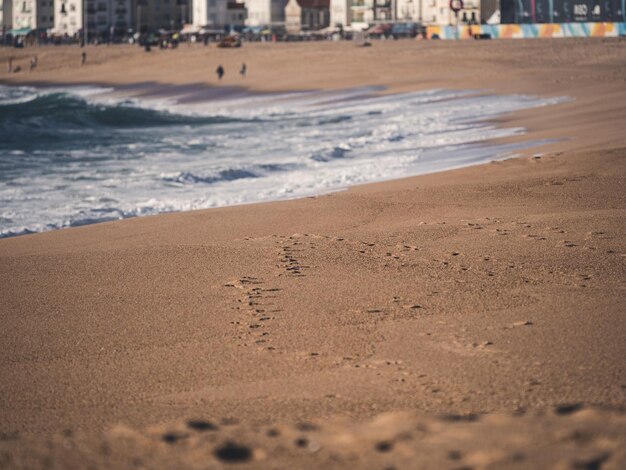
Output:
left=240, top=63, right=247, bottom=78
left=216, top=65, right=224, bottom=80
left=7, top=57, right=13, bottom=74
left=29, top=55, right=38, bottom=72
left=81, top=51, right=87, bottom=66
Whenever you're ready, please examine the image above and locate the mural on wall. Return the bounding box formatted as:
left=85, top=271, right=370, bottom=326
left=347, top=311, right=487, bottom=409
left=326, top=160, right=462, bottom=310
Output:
left=500, top=0, right=626, bottom=24
left=426, top=21, right=626, bottom=38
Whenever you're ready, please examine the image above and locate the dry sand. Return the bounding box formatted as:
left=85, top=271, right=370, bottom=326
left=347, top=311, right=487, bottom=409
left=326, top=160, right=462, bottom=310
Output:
left=0, top=39, right=625, bottom=468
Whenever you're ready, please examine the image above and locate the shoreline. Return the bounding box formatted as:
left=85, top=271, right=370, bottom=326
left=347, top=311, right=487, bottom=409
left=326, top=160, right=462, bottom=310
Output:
left=1, top=39, right=625, bottom=468
left=0, top=81, right=562, bottom=239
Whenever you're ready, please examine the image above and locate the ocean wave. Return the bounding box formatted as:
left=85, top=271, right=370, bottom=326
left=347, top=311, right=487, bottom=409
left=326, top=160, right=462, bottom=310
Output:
left=162, top=169, right=258, bottom=185
left=0, top=84, right=565, bottom=238
left=311, top=145, right=352, bottom=162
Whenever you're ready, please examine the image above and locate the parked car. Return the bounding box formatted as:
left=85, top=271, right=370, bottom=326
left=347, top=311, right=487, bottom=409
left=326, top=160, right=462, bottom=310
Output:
left=366, top=23, right=393, bottom=39
left=391, top=22, right=422, bottom=39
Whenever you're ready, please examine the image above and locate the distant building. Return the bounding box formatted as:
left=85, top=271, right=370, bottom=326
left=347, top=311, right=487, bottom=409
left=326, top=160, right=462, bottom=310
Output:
left=245, top=0, right=287, bottom=26
left=349, top=0, right=374, bottom=25
left=136, top=0, right=189, bottom=32
left=226, top=1, right=246, bottom=28
left=329, top=0, right=350, bottom=27
left=500, top=0, right=626, bottom=23
left=53, top=0, right=132, bottom=37
left=396, top=0, right=417, bottom=20
left=330, top=0, right=487, bottom=28
left=53, top=0, right=81, bottom=36
left=422, top=0, right=479, bottom=25
left=1, top=0, right=13, bottom=32
left=346, top=0, right=397, bottom=28
left=13, top=0, right=55, bottom=31
left=192, top=0, right=227, bottom=28
left=285, top=0, right=329, bottom=32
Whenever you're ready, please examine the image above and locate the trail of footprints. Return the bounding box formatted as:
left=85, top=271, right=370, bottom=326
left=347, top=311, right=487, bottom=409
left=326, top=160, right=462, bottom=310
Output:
left=227, top=223, right=620, bottom=347
left=224, top=277, right=282, bottom=351
left=276, top=236, right=310, bottom=278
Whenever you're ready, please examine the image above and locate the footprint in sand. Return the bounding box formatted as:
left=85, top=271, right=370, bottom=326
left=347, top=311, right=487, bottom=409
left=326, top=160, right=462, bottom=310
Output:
left=224, top=278, right=282, bottom=350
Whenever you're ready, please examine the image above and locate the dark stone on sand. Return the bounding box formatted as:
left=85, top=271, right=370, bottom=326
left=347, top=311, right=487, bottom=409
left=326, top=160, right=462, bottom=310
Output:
left=375, top=441, right=393, bottom=453
left=296, top=422, right=319, bottom=431
left=555, top=403, right=584, bottom=415
left=448, top=450, right=463, bottom=460
left=571, top=451, right=611, bottom=470
left=295, top=437, right=309, bottom=448
left=266, top=428, right=280, bottom=437
left=214, top=442, right=252, bottom=462
left=0, top=432, right=19, bottom=441
left=162, top=432, right=188, bottom=444
left=186, top=419, right=218, bottom=431
left=440, top=413, right=480, bottom=422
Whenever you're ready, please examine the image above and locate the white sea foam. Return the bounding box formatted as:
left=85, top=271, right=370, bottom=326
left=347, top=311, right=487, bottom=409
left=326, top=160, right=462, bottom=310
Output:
left=0, top=84, right=565, bottom=237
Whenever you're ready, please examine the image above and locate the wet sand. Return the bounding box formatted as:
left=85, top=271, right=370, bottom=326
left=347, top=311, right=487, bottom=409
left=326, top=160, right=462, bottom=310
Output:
left=0, top=39, right=625, bottom=468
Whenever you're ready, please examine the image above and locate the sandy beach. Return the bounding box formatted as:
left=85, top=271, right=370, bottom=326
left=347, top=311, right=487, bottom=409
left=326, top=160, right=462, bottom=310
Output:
left=0, top=38, right=625, bottom=468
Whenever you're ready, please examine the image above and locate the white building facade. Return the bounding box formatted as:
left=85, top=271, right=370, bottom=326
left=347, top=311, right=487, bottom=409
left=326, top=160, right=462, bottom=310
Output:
left=329, top=0, right=350, bottom=26
left=244, top=0, right=287, bottom=26
left=396, top=0, right=418, bottom=20
left=13, top=0, right=55, bottom=30
left=422, top=0, right=480, bottom=25
left=349, top=0, right=373, bottom=25
left=53, top=0, right=132, bottom=37
left=329, top=0, right=481, bottom=27
left=53, top=0, right=81, bottom=35
left=193, top=0, right=228, bottom=27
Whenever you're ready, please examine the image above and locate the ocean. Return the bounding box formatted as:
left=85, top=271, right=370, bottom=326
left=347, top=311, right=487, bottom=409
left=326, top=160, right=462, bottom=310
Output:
left=0, top=84, right=561, bottom=238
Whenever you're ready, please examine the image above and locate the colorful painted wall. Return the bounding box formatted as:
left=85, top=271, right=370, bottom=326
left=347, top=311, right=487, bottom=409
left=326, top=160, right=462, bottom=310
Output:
left=426, top=21, right=626, bottom=38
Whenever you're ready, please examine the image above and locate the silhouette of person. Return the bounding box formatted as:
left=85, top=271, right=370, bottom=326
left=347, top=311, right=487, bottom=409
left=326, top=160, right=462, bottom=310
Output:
left=30, top=55, right=38, bottom=71
left=216, top=65, right=224, bottom=80
left=240, top=63, right=246, bottom=78
left=7, top=57, right=13, bottom=73
left=81, top=52, right=87, bottom=65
